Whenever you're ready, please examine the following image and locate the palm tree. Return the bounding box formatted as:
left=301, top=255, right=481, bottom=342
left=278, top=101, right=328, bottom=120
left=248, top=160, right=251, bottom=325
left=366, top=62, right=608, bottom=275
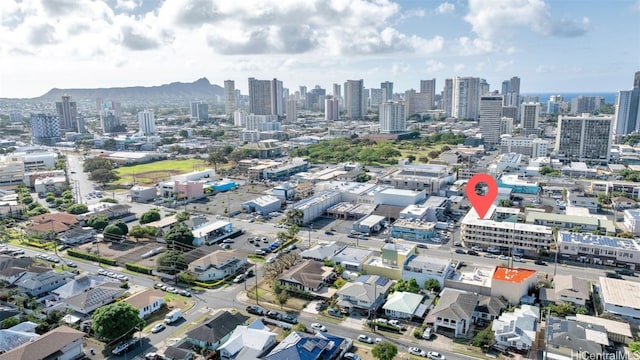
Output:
left=285, top=209, right=304, bottom=225
left=206, top=150, right=228, bottom=171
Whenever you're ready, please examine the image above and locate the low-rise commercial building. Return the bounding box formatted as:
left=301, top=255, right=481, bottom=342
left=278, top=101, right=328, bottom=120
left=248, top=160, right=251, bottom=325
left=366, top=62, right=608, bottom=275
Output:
left=402, top=255, right=454, bottom=289
left=557, top=231, right=640, bottom=267
left=130, top=185, right=156, bottom=203
left=241, top=195, right=281, bottom=216
left=491, top=267, right=537, bottom=304
left=390, top=218, right=437, bottom=241
left=379, top=164, right=455, bottom=195
left=599, top=276, right=640, bottom=321
left=624, top=209, right=640, bottom=235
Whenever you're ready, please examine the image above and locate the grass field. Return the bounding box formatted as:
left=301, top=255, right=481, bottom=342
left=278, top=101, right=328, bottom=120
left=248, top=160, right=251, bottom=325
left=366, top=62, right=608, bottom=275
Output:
left=114, top=159, right=209, bottom=185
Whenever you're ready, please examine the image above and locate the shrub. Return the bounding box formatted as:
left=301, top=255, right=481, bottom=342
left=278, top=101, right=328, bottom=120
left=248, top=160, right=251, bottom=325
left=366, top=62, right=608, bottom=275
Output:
left=67, top=250, right=117, bottom=265
left=125, top=263, right=153, bottom=275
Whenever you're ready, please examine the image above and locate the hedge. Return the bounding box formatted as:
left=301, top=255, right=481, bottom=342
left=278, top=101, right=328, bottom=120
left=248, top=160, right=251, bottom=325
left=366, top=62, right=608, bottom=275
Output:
left=366, top=320, right=401, bottom=333
left=67, top=250, right=117, bottom=265
left=125, top=263, right=153, bottom=275
left=194, top=279, right=225, bottom=289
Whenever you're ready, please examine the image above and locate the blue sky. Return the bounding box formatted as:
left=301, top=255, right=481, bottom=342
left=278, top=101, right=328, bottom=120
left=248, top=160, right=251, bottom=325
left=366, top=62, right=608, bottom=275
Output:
left=0, top=0, right=638, bottom=98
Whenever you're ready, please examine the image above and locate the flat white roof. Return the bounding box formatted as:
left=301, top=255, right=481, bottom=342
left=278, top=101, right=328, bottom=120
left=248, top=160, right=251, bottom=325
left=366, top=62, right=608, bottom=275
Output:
left=558, top=231, right=640, bottom=251
left=462, top=206, right=552, bottom=233
left=359, top=214, right=386, bottom=227
left=378, top=188, right=422, bottom=196
left=599, top=276, right=640, bottom=310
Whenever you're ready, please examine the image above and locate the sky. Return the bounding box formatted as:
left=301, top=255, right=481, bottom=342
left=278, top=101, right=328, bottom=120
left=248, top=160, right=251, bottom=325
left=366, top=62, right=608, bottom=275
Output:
left=0, top=0, right=639, bottom=99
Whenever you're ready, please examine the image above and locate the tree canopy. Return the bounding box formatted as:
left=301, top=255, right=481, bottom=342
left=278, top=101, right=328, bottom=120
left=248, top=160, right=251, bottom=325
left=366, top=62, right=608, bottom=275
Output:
left=393, top=278, right=420, bottom=293
left=91, top=302, right=145, bottom=341
left=140, top=209, right=161, bottom=224
left=66, top=204, right=89, bottom=215
left=372, top=341, right=398, bottom=360
left=156, top=251, right=187, bottom=274
left=87, top=215, right=109, bottom=231
left=89, top=168, right=120, bottom=186
left=165, top=223, right=194, bottom=246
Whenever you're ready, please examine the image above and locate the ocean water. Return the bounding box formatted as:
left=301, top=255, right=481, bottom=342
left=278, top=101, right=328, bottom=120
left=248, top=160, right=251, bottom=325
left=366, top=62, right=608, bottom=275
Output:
left=523, top=92, right=617, bottom=104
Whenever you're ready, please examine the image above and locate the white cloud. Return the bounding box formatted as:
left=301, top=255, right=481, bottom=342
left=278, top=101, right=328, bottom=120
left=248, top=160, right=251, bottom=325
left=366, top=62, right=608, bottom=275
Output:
left=453, top=64, right=466, bottom=73
left=115, top=0, right=142, bottom=11
left=464, top=0, right=589, bottom=40
left=436, top=2, right=455, bottom=14
left=425, top=60, right=446, bottom=73
left=391, top=62, right=411, bottom=75
left=456, top=37, right=494, bottom=55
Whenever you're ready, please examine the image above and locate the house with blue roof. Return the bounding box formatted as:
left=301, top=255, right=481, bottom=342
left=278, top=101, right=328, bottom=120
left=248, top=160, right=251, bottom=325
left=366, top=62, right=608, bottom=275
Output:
left=263, top=331, right=349, bottom=360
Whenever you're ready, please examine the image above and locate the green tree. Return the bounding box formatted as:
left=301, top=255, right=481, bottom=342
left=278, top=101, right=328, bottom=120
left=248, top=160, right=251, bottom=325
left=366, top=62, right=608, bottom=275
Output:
left=206, top=150, right=228, bottom=171
left=394, top=278, right=420, bottom=293
left=113, top=220, right=128, bottom=235
left=103, top=224, right=125, bottom=241
left=287, top=224, right=300, bottom=238
left=285, top=209, right=304, bottom=225
left=102, top=138, right=118, bottom=151
left=91, top=302, right=144, bottom=341
left=372, top=341, right=398, bottom=360
left=472, top=326, right=495, bottom=347
left=355, top=173, right=371, bottom=183
left=140, top=209, right=161, bottom=224
left=129, top=225, right=147, bottom=239
left=1, top=317, right=19, bottom=329
left=165, top=223, right=194, bottom=246
left=276, top=290, right=290, bottom=309
left=176, top=211, right=190, bottom=222
left=87, top=215, right=109, bottom=231
left=156, top=251, right=187, bottom=274
left=66, top=204, right=89, bottom=215
left=89, top=168, right=120, bottom=187
left=83, top=157, right=114, bottom=173
left=424, top=278, right=441, bottom=293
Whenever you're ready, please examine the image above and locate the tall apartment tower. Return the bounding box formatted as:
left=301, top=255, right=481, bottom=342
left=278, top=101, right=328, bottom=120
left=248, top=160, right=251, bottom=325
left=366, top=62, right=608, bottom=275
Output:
left=571, top=96, right=603, bottom=114
left=479, top=96, right=503, bottom=144
left=286, top=100, right=297, bottom=123
left=381, top=81, right=393, bottom=101
left=442, top=79, right=453, bottom=116
left=333, top=83, right=341, bottom=98
left=345, top=80, right=364, bottom=120
left=614, top=72, right=640, bottom=138
left=224, top=80, right=236, bottom=115
left=138, top=110, right=156, bottom=135
left=325, top=97, right=340, bottom=121
left=248, top=78, right=271, bottom=115
left=55, top=95, right=78, bottom=132
left=555, top=114, right=613, bottom=163
left=379, top=101, right=406, bottom=134
left=520, top=102, right=541, bottom=136
left=501, top=76, right=520, bottom=107
left=299, top=86, right=307, bottom=101
left=370, top=88, right=383, bottom=109
left=452, top=77, right=481, bottom=120
left=404, top=89, right=428, bottom=118
left=30, top=114, right=60, bottom=145
left=420, top=79, right=436, bottom=110
left=190, top=101, right=208, bottom=121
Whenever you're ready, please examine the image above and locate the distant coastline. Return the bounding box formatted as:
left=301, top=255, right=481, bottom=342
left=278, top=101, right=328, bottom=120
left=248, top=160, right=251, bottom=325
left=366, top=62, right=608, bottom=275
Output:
left=522, top=92, right=617, bottom=104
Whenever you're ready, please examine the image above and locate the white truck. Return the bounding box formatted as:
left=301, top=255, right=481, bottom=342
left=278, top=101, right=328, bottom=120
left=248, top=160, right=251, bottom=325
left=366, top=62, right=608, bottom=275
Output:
left=164, top=309, right=183, bottom=324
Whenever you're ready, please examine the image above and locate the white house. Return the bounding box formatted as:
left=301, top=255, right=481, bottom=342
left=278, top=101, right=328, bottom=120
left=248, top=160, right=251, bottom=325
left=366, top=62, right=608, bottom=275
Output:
left=188, top=250, right=248, bottom=282
left=402, top=255, right=455, bottom=290
left=492, top=305, right=539, bottom=351
left=218, top=319, right=276, bottom=360
left=540, top=275, right=590, bottom=307
left=336, top=275, right=392, bottom=313
left=382, top=291, right=427, bottom=320
left=429, top=289, right=477, bottom=337
left=599, top=276, right=640, bottom=320
left=124, top=289, right=165, bottom=319
left=624, top=209, right=640, bottom=235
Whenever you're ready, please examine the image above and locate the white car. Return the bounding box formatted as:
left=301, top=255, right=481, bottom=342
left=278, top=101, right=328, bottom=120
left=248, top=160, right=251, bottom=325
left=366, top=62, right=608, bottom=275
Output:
left=151, top=323, right=166, bottom=333
left=498, top=255, right=508, bottom=260
left=357, top=334, right=373, bottom=344
left=310, top=323, right=327, bottom=332
left=484, top=253, right=496, bottom=258
left=166, top=338, right=182, bottom=346
left=428, top=351, right=446, bottom=360
left=408, top=347, right=427, bottom=357
left=513, top=256, right=526, bottom=263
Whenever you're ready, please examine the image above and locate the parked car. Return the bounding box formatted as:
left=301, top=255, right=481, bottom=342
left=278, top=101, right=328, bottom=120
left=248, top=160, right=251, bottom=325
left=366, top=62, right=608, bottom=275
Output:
left=513, top=256, right=525, bottom=263
left=484, top=253, right=496, bottom=258
left=315, top=302, right=327, bottom=311
left=467, top=250, right=479, bottom=256
left=498, top=255, right=508, bottom=260
left=58, top=245, right=70, bottom=251
left=534, top=259, right=547, bottom=265
left=282, top=314, right=298, bottom=324
left=310, top=323, right=327, bottom=332
left=66, top=261, right=77, bottom=268
left=151, top=323, right=166, bottom=333
left=357, top=334, right=373, bottom=344
left=455, top=249, right=466, bottom=254
left=606, top=272, right=624, bottom=279
left=343, top=353, right=361, bottom=360
left=246, top=305, right=264, bottom=316
left=428, top=351, right=446, bottom=360
left=615, top=268, right=635, bottom=276
left=408, top=347, right=427, bottom=357
left=98, top=269, right=108, bottom=276
left=179, top=290, right=191, bottom=297
left=221, top=244, right=231, bottom=249
left=266, top=310, right=282, bottom=320
left=154, top=283, right=164, bottom=289
left=233, top=274, right=245, bottom=283
left=112, top=342, right=130, bottom=355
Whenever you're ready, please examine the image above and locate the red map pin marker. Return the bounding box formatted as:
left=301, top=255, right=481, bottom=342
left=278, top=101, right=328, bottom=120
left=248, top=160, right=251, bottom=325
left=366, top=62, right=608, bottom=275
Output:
left=466, top=173, right=498, bottom=220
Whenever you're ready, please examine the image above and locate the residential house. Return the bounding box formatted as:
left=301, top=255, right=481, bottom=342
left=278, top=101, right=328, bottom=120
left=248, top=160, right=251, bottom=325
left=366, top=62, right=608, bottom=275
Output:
left=191, top=220, right=234, bottom=246
left=473, top=295, right=508, bottom=324
left=0, top=322, right=39, bottom=354
left=492, top=305, right=539, bottom=351
left=146, top=214, right=179, bottom=234
left=86, top=204, right=134, bottom=221
left=0, top=255, right=47, bottom=284
left=186, top=311, right=249, bottom=351
left=218, top=319, right=277, bottom=360
left=546, top=317, right=609, bottom=360
left=164, top=346, right=193, bottom=360
left=0, top=306, right=20, bottom=324
left=124, top=289, right=165, bottom=319
left=599, top=276, right=640, bottom=320
left=575, top=314, right=633, bottom=345
left=382, top=291, right=428, bottom=320
left=59, top=227, right=95, bottom=245
left=362, top=243, right=415, bottom=281
left=331, top=247, right=372, bottom=272
left=611, top=196, right=637, bottom=210
left=540, top=275, right=590, bottom=307
left=263, top=331, right=348, bottom=360
left=52, top=274, right=113, bottom=299
left=429, top=289, right=477, bottom=337
left=63, top=282, right=125, bottom=315
left=188, top=249, right=248, bottom=282
left=402, top=255, right=455, bottom=290
left=491, top=267, right=537, bottom=304
left=0, top=325, right=84, bottom=360
left=278, top=261, right=336, bottom=294
left=28, top=212, right=79, bottom=234
left=336, top=275, right=392, bottom=314
left=300, top=241, right=344, bottom=261
left=15, top=270, right=74, bottom=297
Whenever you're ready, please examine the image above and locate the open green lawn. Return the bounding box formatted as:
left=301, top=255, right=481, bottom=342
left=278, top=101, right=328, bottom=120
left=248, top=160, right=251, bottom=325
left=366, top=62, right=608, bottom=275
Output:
left=114, top=159, right=209, bottom=185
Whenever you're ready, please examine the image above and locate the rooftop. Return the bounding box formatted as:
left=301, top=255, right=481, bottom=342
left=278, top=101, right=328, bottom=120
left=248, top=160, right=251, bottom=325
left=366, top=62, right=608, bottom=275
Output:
left=392, top=218, right=436, bottom=230
left=599, top=276, right=640, bottom=310
left=492, top=267, right=536, bottom=283
left=558, top=231, right=640, bottom=251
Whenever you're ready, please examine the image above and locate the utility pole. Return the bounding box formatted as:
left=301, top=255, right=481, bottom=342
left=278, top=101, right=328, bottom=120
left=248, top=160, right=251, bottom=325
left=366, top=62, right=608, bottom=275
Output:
left=255, top=262, right=259, bottom=305
left=308, top=224, right=313, bottom=248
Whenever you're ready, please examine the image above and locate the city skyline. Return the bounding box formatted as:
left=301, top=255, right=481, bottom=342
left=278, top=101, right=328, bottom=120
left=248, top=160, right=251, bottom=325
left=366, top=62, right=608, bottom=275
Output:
left=0, top=0, right=639, bottom=98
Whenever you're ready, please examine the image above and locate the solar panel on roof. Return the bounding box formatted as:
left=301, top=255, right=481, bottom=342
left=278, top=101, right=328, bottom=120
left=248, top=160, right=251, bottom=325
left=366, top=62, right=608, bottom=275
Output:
left=376, top=277, right=389, bottom=286
left=317, top=339, right=328, bottom=349
left=302, top=340, right=316, bottom=352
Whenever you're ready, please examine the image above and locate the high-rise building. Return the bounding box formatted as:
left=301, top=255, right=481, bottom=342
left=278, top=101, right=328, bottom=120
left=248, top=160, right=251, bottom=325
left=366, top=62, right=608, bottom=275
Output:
left=404, top=89, right=429, bottom=118
left=479, top=79, right=490, bottom=96
left=55, top=95, right=78, bottom=132
left=570, top=96, right=603, bottom=115
left=614, top=71, right=640, bottom=137
left=234, top=110, right=248, bottom=127
left=500, top=117, right=514, bottom=136
left=190, top=101, right=208, bottom=121
left=333, top=83, right=341, bottom=98
left=98, top=100, right=122, bottom=133
left=442, top=79, right=453, bottom=116
left=555, top=114, right=613, bottom=163
left=370, top=88, right=383, bottom=109
left=299, top=86, right=307, bottom=101
left=224, top=80, right=236, bottom=115
left=520, top=102, right=541, bottom=136
left=452, top=77, right=481, bottom=120
left=248, top=77, right=272, bottom=115
left=138, top=110, right=156, bottom=135
left=325, top=97, right=339, bottom=121
left=271, top=79, right=284, bottom=116
left=379, top=101, right=406, bottom=134
left=286, top=100, right=297, bottom=123
left=479, top=96, right=503, bottom=144
left=345, top=80, right=364, bottom=120
left=501, top=76, right=520, bottom=107
left=502, top=106, right=518, bottom=121
left=31, top=114, right=60, bottom=145
left=381, top=81, right=393, bottom=101
left=420, top=79, right=436, bottom=110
